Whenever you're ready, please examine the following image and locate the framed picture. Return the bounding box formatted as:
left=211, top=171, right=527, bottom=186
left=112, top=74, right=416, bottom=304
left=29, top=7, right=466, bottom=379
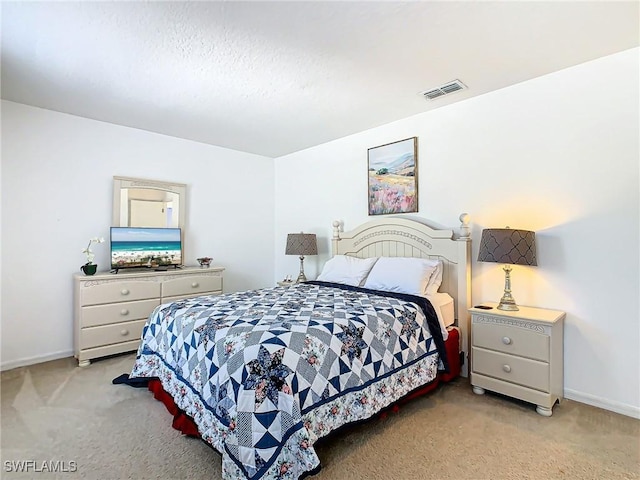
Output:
left=367, top=137, right=418, bottom=215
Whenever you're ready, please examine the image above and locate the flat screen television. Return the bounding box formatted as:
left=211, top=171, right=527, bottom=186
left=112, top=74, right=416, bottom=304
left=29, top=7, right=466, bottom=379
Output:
left=110, top=227, right=182, bottom=271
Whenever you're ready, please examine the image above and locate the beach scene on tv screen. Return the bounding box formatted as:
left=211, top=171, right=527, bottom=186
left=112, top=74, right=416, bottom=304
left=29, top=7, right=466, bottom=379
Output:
left=111, top=227, right=182, bottom=269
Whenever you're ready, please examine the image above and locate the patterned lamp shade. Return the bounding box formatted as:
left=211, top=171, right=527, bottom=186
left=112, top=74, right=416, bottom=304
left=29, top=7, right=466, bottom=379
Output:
left=285, top=233, right=318, bottom=256
left=477, top=228, right=537, bottom=266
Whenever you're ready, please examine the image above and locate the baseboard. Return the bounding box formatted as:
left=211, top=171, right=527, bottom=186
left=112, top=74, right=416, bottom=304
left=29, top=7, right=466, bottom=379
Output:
left=0, top=349, right=74, bottom=372
left=564, top=388, right=640, bottom=419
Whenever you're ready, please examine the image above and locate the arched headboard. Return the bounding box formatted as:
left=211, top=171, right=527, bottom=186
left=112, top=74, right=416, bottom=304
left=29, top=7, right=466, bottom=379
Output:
left=331, top=215, right=472, bottom=376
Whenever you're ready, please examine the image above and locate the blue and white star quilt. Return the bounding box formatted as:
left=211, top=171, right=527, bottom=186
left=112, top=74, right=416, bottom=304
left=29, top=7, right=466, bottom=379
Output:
left=130, top=281, right=446, bottom=480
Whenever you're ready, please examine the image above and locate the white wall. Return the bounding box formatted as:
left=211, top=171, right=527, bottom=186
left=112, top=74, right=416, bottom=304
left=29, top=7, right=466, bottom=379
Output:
left=274, top=48, right=640, bottom=418
left=2, top=48, right=638, bottom=418
left=1, top=101, right=275, bottom=369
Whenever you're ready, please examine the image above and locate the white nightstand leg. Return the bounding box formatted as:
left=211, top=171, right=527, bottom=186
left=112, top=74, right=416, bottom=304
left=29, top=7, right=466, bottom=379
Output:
left=472, top=386, right=485, bottom=395
left=78, top=359, right=91, bottom=368
left=536, top=406, right=553, bottom=417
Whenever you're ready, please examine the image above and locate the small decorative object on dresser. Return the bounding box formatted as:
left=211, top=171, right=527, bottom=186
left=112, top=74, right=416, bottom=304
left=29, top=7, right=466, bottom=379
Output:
left=73, top=266, right=224, bottom=367
left=197, top=257, right=213, bottom=268
left=81, top=263, right=97, bottom=276
left=470, top=303, right=565, bottom=416
left=277, top=275, right=294, bottom=287
left=80, top=236, right=104, bottom=276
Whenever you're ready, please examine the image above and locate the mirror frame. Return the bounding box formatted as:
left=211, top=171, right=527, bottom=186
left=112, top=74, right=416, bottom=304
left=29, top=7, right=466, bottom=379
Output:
left=112, top=176, right=187, bottom=229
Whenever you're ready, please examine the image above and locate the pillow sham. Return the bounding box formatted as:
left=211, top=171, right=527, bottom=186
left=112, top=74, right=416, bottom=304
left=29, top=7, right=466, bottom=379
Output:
left=316, top=255, right=378, bottom=287
left=426, top=292, right=455, bottom=341
left=363, top=257, right=439, bottom=296
left=425, top=259, right=444, bottom=295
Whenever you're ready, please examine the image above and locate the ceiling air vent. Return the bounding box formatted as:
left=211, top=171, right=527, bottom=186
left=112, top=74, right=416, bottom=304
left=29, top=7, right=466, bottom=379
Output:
left=419, top=80, right=466, bottom=101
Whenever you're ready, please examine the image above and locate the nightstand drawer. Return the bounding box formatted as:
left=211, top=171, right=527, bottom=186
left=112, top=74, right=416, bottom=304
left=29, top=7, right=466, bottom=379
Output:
left=82, top=299, right=160, bottom=327
left=80, top=319, right=147, bottom=350
left=81, top=281, right=161, bottom=306
left=473, top=320, right=549, bottom=362
left=472, top=347, right=549, bottom=392
left=162, top=275, right=222, bottom=298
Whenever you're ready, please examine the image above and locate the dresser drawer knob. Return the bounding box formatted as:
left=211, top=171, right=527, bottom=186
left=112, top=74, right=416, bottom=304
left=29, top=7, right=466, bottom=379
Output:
left=191, top=282, right=199, bottom=288
left=120, top=309, right=129, bottom=316
left=502, top=336, right=512, bottom=345
left=120, top=329, right=129, bottom=336
left=502, top=364, right=511, bottom=373
left=121, top=289, right=130, bottom=296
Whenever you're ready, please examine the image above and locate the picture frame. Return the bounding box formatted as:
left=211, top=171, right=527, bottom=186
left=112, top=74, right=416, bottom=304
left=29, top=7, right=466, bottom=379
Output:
left=367, top=137, right=418, bottom=215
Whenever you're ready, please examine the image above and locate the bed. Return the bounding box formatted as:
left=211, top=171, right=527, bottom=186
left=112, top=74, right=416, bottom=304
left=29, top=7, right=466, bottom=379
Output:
left=129, top=215, right=471, bottom=480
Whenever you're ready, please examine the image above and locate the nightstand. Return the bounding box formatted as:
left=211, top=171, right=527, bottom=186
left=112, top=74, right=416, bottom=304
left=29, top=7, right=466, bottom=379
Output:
left=469, top=303, right=565, bottom=416
left=277, top=280, right=295, bottom=287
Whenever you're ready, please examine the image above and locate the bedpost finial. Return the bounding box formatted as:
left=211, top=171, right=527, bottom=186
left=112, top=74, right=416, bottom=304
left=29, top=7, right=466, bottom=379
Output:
left=459, top=213, right=471, bottom=239
left=332, top=220, right=341, bottom=240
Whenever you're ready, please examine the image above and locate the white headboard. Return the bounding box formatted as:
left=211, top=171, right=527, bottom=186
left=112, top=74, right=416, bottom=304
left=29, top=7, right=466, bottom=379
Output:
left=331, top=215, right=472, bottom=376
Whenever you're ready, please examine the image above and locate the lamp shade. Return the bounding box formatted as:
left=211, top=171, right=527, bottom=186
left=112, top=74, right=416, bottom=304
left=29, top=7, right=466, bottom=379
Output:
left=285, top=233, right=318, bottom=256
left=477, top=228, right=537, bottom=266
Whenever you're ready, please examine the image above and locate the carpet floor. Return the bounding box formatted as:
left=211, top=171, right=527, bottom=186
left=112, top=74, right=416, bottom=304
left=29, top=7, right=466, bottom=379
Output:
left=1, top=353, right=638, bottom=480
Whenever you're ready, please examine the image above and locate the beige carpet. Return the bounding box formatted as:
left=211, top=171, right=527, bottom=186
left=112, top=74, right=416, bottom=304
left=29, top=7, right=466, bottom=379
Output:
left=1, top=354, right=638, bottom=480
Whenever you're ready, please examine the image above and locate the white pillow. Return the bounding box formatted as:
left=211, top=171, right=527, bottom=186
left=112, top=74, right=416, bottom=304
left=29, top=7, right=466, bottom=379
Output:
left=425, top=260, right=444, bottom=295
left=363, top=257, right=439, bottom=296
left=317, top=255, right=378, bottom=287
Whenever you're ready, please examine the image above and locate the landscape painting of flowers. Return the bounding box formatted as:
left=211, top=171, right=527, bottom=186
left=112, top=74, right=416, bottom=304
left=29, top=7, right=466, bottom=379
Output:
left=368, top=137, right=418, bottom=215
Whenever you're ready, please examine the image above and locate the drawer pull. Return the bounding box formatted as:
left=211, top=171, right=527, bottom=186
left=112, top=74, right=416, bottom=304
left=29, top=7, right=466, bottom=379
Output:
left=120, top=329, right=130, bottom=336
left=191, top=282, right=199, bottom=288
left=502, top=364, right=512, bottom=373
left=502, top=336, right=512, bottom=345
left=121, top=289, right=130, bottom=296
left=120, top=309, right=129, bottom=316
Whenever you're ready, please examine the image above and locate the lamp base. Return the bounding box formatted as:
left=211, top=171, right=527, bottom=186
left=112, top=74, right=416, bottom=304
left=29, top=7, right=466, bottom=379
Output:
left=295, top=255, right=307, bottom=284
left=497, top=299, right=519, bottom=311
left=497, top=264, right=519, bottom=311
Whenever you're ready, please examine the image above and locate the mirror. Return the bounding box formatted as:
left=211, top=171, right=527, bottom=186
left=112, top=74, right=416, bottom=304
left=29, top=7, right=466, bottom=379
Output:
left=112, top=176, right=186, bottom=228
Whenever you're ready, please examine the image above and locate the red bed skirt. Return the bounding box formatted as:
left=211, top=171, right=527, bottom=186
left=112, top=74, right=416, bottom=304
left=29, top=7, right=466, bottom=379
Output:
left=147, top=328, right=461, bottom=437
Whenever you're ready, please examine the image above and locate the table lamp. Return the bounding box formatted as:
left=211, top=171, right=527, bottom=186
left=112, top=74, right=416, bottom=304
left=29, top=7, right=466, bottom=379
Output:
left=285, top=232, right=318, bottom=283
left=477, top=227, right=537, bottom=311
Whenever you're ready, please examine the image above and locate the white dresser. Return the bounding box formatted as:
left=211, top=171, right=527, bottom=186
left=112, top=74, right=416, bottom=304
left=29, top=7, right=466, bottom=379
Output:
left=469, top=303, right=565, bottom=416
left=74, top=267, right=224, bottom=366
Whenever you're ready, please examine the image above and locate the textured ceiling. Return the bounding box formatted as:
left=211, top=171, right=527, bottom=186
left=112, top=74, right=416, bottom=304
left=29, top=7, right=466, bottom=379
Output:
left=2, top=1, right=638, bottom=157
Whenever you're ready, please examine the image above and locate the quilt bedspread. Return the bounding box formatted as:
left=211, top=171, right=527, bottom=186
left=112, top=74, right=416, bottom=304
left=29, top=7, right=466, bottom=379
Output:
left=130, top=282, right=445, bottom=480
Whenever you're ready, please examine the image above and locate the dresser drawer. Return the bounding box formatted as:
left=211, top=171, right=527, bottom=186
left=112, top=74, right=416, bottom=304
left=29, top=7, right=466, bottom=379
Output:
left=80, top=319, right=147, bottom=350
left=81, top=281, right=161, bottom=306
left=472, top=320, right=549, bottom=362
left=162, top=275, right=222, bottom=298
left=472, top=347, right=549, bottom=392
left=81, top=299, right=160, bottom=328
